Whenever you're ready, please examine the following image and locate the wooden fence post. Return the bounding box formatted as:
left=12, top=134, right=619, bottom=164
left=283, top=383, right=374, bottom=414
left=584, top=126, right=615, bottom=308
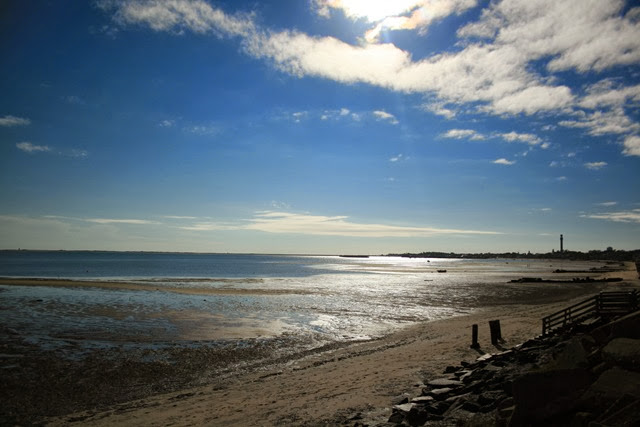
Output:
left=489, top=319, right=502, bottom=345
left=470, top=324, right=480, bottom=349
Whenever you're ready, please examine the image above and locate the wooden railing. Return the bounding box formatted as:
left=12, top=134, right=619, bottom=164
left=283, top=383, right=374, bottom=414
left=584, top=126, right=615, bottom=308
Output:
left=542, top=290, right=639, bottom=335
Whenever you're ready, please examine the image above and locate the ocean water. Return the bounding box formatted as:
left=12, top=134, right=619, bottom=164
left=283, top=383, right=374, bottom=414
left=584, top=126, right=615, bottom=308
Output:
left=0, top=251, right=608, bottom=353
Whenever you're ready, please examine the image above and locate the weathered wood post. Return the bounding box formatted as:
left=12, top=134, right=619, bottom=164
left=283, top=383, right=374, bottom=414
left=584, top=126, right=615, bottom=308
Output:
left=470, top=324, right=480, bottom=349
left=489, top=319, right=502, bottom=345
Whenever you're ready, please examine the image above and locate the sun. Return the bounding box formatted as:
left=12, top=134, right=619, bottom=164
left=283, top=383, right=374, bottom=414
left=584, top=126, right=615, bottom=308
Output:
left=333, top=0, right=420, bottom=22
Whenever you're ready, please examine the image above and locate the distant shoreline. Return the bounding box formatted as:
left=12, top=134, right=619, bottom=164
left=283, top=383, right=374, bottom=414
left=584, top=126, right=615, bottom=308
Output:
left=1, top=247, right=639, bottom=261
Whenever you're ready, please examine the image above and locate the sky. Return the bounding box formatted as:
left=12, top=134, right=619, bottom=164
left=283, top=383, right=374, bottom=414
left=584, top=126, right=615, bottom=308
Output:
left=1, top=0, right=639, bottom=254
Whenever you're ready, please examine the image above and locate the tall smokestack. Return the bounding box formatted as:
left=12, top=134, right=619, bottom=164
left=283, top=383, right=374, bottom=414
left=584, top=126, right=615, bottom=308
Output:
left=560, top=234, right=564, bottom=253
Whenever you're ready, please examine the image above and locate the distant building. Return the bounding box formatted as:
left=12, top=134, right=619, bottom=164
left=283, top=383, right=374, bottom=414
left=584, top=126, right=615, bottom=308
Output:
left=560, top=234, right=564, bottom=253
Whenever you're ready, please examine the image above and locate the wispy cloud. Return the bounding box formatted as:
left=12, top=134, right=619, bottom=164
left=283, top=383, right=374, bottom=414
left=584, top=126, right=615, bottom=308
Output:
left=498, top=131, right=543, bottom=147
left=623, top=135, right=640, bottom=157
left=581, top=209, right=640, bottom=224
left=184, top=124, right=219, bottom=136
left=243, top=211, right=501, bottom=237
left=16, top=142, right=88, bottom=158
left=493, top=158, right=515, bottom=165
left=85, top=218, right=160, bottom=225
left=373, top=110, right=399, bottom=125
left=389, top=154, right=406, bottom=162
left=0, top=115, right=31, bottom=127
left=441, top=129, right=485, bottom=140
left=584, top=161, right=607, bottom=170
left=16, top=142, right=51, bottom=153
left=102, top=0, right=640, bottom=157
left=159, top=119, right=175, bottom=128
left=597, top=201, right=618, bottom=207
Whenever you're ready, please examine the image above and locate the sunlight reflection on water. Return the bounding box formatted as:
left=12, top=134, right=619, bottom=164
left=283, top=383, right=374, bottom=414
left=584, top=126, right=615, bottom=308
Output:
left=0, top=257, right=610, bottom=354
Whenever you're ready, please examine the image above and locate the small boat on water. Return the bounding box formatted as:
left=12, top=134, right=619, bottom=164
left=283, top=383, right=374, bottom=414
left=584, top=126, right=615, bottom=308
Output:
left=437, top=269, right=447, bottom=273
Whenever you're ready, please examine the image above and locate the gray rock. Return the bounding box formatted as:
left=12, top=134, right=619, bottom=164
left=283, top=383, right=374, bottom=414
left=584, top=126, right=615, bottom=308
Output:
left=426, top=387, right=453, bottom=400
left=582, top=367, right=640, bottom=404
left=427, top=378, right=462, bottom=388
left=550, top=337, right=590, bottom=369
left=510, top=368, right=592, bottom=423
left=591, top=311, right=640, bottom=344
left=411, top=395, right=434, bottom=404
left=601, top=338, right=640, bottom=370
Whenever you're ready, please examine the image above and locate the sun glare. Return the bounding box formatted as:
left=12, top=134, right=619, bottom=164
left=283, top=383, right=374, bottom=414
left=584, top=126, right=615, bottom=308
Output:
left=336, top=0, right=419, bottom=22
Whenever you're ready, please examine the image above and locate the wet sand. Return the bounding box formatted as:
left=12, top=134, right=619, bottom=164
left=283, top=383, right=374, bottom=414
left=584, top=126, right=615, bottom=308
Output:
left=1, top=262, right=638, bottom=425
left=0, top=277, right=318, bottom=296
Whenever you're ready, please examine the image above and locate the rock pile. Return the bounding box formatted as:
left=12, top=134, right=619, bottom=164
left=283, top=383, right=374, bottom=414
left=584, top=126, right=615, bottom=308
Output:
left=388, top=310, right=640, bottom=426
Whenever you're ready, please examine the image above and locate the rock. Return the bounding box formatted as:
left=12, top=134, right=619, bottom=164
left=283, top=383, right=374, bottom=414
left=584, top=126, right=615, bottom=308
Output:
left=392, top=403, right=414, bottom=413
left=391, top=395, right=409, bottom=406
left=581, top=367, right=640, bottom=405
left=601, top=338, right=640, bottom=371
left=405, top=405, right=431, bottom=426
left=425, top=387, right=453, bottom=400
left=478, top=390, right=505, bottom=406
left=549, top=337, right=590, bottom=369
left=411, top=396, right=434, bottom=404
left=510, top=368, right=592, bottom=424
left=591, top=311, right=640, bottom=344
left=427, top=378, right=462, bottom=388
left=460, top=400, right=480, bottom=412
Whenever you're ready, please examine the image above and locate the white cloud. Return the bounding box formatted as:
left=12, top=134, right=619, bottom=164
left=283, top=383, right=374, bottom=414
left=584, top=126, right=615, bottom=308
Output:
left=389, top=154, right=404, bottom=162
left=584, top=161, right=607, bottom=170
left=244, top=211, right=500, bottom=237
left=159, top=119, right=175, bottom=127
left=498, top=131, right=542, bottom=146
left=559, top=108, right=640, bottom=136
left=579, top=80, right=640, bottom=110
left=101, top=0, right=255, bottom=36
left=185, top=124, right=219, bottom=135
left=0, top=115, right=31, bottom=127
left=16, top=142, right=51, bottom=153
left=581, top=209, right=640, bottom=224
left=103, top=0, right=640, bottom=125
left=373, top=110, right=399, bottom=124
left=623, top=135, right=640, bottom=157
left=313, top=0, right=478, bottom=43
left=598, top=201, right=618, bottom=207
left=555, top=176, right=567, bottom=181
left=441, top=129, right=485, bottom=140
left=493, top=158, right=515, bottom=165
left=422, top=102, right=457, bottom=119
left=85, top=218, right=160, bottom=225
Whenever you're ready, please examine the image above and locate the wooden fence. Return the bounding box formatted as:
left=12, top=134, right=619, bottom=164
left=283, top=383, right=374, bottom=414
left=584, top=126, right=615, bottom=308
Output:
left=542, top=290, right=639, bottom=335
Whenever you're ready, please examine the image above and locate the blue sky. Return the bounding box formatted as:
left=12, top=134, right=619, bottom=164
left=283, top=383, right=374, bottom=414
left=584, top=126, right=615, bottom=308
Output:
left=1, top=0, right=639, bottom=254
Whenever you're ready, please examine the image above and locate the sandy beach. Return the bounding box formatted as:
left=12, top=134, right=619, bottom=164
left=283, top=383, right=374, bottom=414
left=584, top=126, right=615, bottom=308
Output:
left=2, top=262, right=638, bottom=426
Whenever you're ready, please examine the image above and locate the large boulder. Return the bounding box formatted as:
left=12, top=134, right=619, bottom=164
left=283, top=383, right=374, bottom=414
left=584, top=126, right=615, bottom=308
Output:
left=510, top=368, right=592, bottom=424
left=601, top=338, right=640, bottom=371
left=591, top=310, right=640, bottom=344
left=581, top=367, right=640, bottom=406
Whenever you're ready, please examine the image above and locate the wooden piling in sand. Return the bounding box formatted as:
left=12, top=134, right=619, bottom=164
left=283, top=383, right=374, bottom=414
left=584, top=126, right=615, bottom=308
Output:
left=470, top=324, right=480, bottom=348
left=489, top=319, right=502, bottom=345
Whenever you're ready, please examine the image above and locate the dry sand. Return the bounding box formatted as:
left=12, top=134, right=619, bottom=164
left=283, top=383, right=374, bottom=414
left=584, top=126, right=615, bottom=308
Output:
left=38, top=262, right=639, bottom=426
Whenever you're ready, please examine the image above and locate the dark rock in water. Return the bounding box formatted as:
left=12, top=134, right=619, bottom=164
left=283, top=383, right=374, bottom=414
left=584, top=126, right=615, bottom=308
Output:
left=601, top=338, right=640, bottom=370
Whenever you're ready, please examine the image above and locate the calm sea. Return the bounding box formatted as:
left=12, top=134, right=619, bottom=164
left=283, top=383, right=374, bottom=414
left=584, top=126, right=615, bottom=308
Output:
left=0, top=251, right=607, bottom=353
